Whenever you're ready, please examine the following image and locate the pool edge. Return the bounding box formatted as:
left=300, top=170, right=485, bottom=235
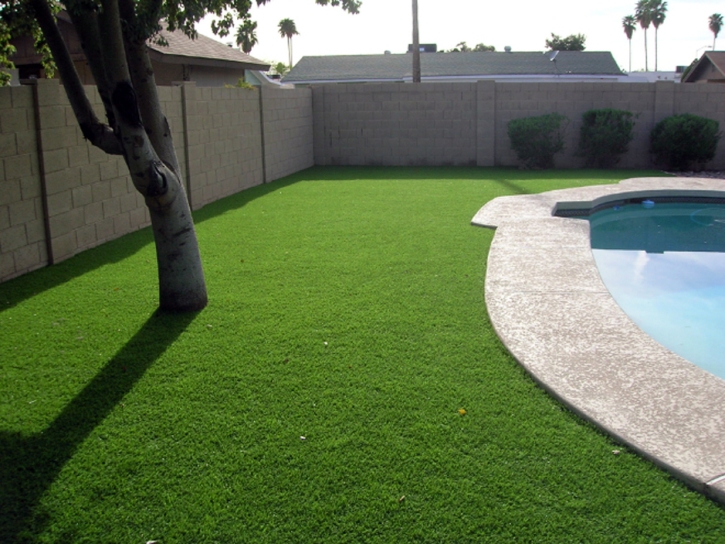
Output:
left=475, top=176, right=725, bottom=506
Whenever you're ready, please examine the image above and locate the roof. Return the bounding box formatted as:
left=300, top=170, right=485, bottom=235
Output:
left=148, top=26, right=270, bottom=70
left=9, top=14, right=269, bottom=72
left=283, top=51, right=624, bottom=84
left=682, top=51, right=725, bottom=83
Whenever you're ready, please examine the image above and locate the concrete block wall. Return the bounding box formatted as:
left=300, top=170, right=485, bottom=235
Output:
left=314, top=81, right=725, bottom=170
left=37, top=81, right=150, bottom=266
left=493, top=81, right=661, bottom=169
left=184, top=84, right=264, bottom=210
left=313, top=83, right=477, bottom=166
left=0, top=82, right=315, bottom=284
left=0, top=85, right=45, bottom=281
left=262, top=87, right=314, bottom=181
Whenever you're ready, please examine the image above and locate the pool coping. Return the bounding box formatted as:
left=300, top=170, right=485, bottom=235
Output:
left=471, top=177, right=725, bottom=505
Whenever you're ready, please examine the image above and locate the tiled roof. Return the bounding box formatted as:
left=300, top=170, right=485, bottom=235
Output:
left=283, top=51, right=623, bottom=83
left=149, top=27, right=270, bottom=70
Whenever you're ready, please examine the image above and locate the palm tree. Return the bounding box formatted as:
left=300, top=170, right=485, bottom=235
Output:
left=622, top=15, right=637, bottom=72
left=710, top=13, right=724, bottom=50
left=278, top=18, right=299, bottom=69
left=649, top=0, right=667, bottom=71
left=635, top=0, right=652, bottom=71
left=236, top=19, right=258, bottom=54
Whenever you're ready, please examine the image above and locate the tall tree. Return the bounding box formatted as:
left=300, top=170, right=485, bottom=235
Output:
left=545, top=33, right=586, bottom=51
left=473, top=43, right=495, bottom=52
left=635, top=0, right=652, bottom=71
left=710, top=13, right=723, bottom=50
left=236, top=18, right=258, bottom=54
left=0, top=0, right=360, bottom=312
left=622, top=15, right=637, bottom=72
left=278, top=18, right=298, bottom=69
left=649, top=0, right=667, bottom=71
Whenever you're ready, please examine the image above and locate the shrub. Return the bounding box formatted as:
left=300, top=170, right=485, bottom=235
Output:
left=224, top=78, right=256, bottom=90
left=508, top=113, right=567, bottom=169
left=650, top=114, right=721, bottom=171
left=577, top=109, right=635, bottom=168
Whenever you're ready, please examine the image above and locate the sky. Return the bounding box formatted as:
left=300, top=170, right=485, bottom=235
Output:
left=197, top=0, right=724, bottom=73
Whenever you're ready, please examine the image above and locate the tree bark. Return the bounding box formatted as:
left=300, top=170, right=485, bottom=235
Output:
left=37, top=0, right=207, bottom=312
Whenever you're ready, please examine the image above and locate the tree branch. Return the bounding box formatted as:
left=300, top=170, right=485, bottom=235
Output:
left=28, top=0, right=122, bottom=155
left=96, top=0, right=180, bottom=208
left=64, top=4, right=117, bottom=130
left=118, top=0, right=182, bottom=176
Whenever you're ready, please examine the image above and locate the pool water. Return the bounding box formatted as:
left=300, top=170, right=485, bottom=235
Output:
left=588, top=202, right=725, bottom=380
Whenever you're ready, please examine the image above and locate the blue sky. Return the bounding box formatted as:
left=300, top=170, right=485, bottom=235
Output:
left=197, top=0, right=724, bottom=72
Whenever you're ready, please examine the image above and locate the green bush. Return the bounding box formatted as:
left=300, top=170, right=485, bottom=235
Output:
left=508, top=113, right=567, bottom=169
left=577, top=109, right=635, bottom=168
left=650, top=114, right=721, bottom=171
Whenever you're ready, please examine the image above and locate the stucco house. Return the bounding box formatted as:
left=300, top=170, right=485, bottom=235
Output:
left=282, top=50, right=626, bottom=85
left=682, top=51, right=725, bottom=84
left=10, top=13, right=270, bottom=87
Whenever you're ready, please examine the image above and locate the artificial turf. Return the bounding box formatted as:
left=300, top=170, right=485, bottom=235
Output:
left=1, top=166, right=724, bottom=543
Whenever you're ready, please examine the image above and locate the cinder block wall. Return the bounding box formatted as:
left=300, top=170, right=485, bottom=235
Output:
left=0, top=82, right=314, bottom=283
left=37, top=81, right=150, bottom=266
left=0, top=85, right=45, bottom=280
left=185, top=84, right=264, bottom=210
left=262, top=87, right=314, bottom=181
left=313, top=83, right=477, bottom=166
left=313, top=81, right=725, bottom=170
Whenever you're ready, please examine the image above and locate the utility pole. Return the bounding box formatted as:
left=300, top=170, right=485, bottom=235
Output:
left=412, top=0, right=421, bottom=83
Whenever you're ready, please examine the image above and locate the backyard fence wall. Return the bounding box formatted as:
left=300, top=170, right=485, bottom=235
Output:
left=3, top=78, right=725, bottom=284
left=0, top=80, right=313, bottom=283
left=313, top=80, right=725, bottom=170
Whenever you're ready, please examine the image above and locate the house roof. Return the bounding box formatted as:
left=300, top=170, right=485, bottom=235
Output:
left=682, top=51, right=725, bottom=83
left=283, top=51, right=623, bottom=84
left=148, top=27, right=270, bottom=70
left=10, top=14, right=269, bottom=72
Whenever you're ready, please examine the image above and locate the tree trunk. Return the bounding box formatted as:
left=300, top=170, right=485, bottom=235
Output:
left=34, top=0, right=208, bottom=312
left=644, top=29, right=649, bottom=71
left=147, top=182, right=208, bottom=312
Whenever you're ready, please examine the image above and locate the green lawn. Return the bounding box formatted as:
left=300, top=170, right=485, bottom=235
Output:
left=1, top=167, right=723, bottom=543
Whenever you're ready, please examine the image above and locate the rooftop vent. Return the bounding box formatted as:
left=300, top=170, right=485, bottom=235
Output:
left=504, top=46, right=512, bottom=53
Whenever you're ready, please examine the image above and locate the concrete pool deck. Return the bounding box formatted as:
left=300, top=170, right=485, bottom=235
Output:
left=471, top=176, right=725, bottom=505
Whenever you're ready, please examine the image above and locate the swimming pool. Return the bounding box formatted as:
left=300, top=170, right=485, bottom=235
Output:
left=473, top=177, right=725, bottom=505
left=588, top=202, right=725, bottom=380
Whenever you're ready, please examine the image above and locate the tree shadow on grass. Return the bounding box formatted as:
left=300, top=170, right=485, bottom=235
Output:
left=1, top=166, right=664, bottom=313
left=0, top=176, right=304, bottom=313
left=0, top=309, right=199, bottom=542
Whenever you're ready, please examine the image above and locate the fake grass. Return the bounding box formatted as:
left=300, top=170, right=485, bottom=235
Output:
left=1, top=167, right=724, bottom=543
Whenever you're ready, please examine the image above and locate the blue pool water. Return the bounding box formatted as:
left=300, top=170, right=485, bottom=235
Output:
left=588, top=202, right=725, bottom=380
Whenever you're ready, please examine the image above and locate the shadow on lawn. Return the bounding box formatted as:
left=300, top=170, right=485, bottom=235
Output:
left=1, top=166, right=657, bottom=313
left=0, top=310, right=199, bottom=542
left=0, top=176, right=303, bottom=313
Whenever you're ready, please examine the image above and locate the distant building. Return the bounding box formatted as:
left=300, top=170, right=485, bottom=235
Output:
left=10, top=13, right=270, bottom=87
left=681, top=52, right=725, bottom=84
left=623, top=71, right=681, bottom=83
left=282, top=51, right=626, bottom=86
